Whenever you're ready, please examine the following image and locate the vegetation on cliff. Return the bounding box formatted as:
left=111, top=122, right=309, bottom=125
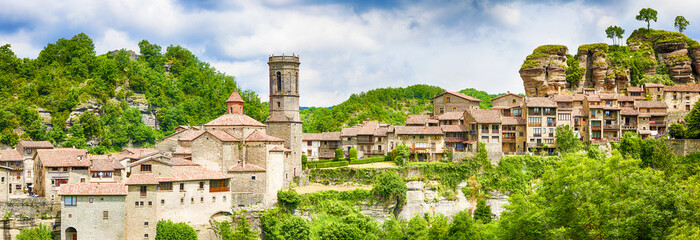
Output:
left=0, top=33, right=268, bottom=151
left=520, top=45, right=568, bottom=70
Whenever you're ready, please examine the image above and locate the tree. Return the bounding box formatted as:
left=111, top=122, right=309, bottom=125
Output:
left=319, top=222, right=363, bottom=240
left=428, top=214, right=449, bottom=240
left=16, top=224, right=53, bottom=240
left=556, top=125, right=581, bottom=153
left=674, top=16, right=689, bottom=33
left=277, top=189, right=301, bottom=213
left=606, top=26, right=617, bottom=45
left=686, top=101, right=700, bottom=138
left=156, top=220, right=198, bottom=240
left=448, top=210, right=479, bottom=239
left=382, top=217, right=406, bottom=240
left=301, top=154, right=308, bottom=169
left=473, top=199, right=492, bottom=224
left=393, top=143, right=411, bottom=166
left=606, top=26, right=625, bottom=45
left=279, top=216, right=310, bottom=240
left=669, top=123, right=686, bottom=139
left=372, top=171, right=407, bottom=217
left=232, top=214, right=258, bottom=240
left=334, top=148, right=344, bottom=161
left=348, top=148, right=358, bottom=160
left=636, top=8, right=658, bottom=30
left=79, top=111, right=102, bottom=139
left=406, top=215, right=429, bottom=240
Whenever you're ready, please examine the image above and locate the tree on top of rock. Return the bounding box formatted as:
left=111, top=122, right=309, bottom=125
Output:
left=674, top=16, right=689, bottom=33
left=636, top=8, right=658, bottom=30
left=605, top=26, right=625, bottom=46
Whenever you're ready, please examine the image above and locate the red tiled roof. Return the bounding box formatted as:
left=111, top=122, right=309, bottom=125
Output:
left=18, top=141, right=54, bottom=149
left=302, top=132, right=341, bottom=141
left=440, top=125, right=466, bottom=132
left=491, top=93, right=523, bottom=101
left=178, top=130, right=205, bottom=141
left=374, top=128, right=388, bottom=136
left=627, top=87, right=644, bottom=92
left=270, top=146, right=291, bottom=152
left=466, top=109, right=502, bottom=123
left=393, top=126, right=443, bottom=135
left=432, top=91, right=482, bottom=102
left=643, top=83, right=664, bottom=88
left=639, top=113, right=651, bottom=118
left=552, top=94, right=574, bottom=102
left=36, top=148, right=90, bottom=167
left=169, top=157, right=199, bottom=166
left=125, top=174, right=159, bottom=185
left=406, top=115, right=430, bottom=125
left=620, top=107, right=638, bottom=115
left=226, top=91, right=245, bottom=103
left=665, top=84, right=700, bottom=92
left=0, top=150, right=22, bottom=161
left=600, top=94, right=618, bottom=100
left=205, top=114, right=266, bottom=127
left=171, top=165, right=231, bottom=181
left=618, top=95, right=643, bottom=102
left=586, top=95, right=601, bottom=102
left=502, top=117, right=526, bottom=125
left=205, top=130, right=239, bottom=142
left=634, top=100, right=667, bottom=109
left=438, top=112, right=463, bottom=121
left=58, top=183, right=127, bottom=196
left=246, top=130, right=285, bottom=142
left=526, top=97, right=557, bottom=108
left=126, top=154, right=174, bottom=168
left=228, top=163, right=266, bottom=172
left=90, top=158, right=125, bottom=171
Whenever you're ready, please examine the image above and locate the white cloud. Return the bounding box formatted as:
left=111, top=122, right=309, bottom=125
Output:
left=1, top=0, right=700, bottom=107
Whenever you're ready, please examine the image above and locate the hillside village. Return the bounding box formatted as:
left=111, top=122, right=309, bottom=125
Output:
left=0, top=47, right=699, bottom=239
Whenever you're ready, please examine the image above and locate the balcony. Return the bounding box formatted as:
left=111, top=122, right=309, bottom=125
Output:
left=492, top=129, right=499, bottom=134
left=649, top=121, right=666, bottom=126
left=528, top=123, right=541, bottom=127
left=328, top=143, right=340, bottom=149
left=621, top=125, right=637, bottom=130
left=591, top=126, right=602, bottom=131
left=533, top=134, right=542, bottom=137
left=548, top=133, right=554, bottom=138
left=604, top=124, right=620, bottom=131
left=445, top=138, right=468, bottom=142
left=547, top=123, right=556, bottom=127
left=357, top=139, right=374, bottom=144
left=502, top=137, right=516, bottom=142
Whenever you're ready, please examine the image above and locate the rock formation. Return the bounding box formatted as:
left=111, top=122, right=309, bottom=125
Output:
left=520, top=45, right=568, bottom=97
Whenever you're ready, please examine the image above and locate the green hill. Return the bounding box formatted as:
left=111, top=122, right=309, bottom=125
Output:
left=0, top=33, right=267, bottom=151
left=300, top=86, right=506, bottom=133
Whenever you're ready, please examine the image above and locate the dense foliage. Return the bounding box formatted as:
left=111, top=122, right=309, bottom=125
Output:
left=0, top=34, right=268, bottom=150
left=15, top=224, right=53, bottom=240
left=156, top=220, right=198, bottom=240
left=458, top=88, right=506, bottom=109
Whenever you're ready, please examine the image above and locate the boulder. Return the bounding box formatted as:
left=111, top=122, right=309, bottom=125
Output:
left=520, top=45, right=569, bottom=97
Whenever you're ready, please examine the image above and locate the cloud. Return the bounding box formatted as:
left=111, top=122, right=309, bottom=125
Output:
left=1, top=0, right=700, bottom=107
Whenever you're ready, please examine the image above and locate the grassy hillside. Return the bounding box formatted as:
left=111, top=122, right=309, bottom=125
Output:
left=0, top=33, right=267, bottom=151
left=301, top=86, right=506, bottom=133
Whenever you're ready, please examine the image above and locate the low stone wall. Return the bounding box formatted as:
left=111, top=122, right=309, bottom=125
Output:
left=665, top=139, right=700, bottom=155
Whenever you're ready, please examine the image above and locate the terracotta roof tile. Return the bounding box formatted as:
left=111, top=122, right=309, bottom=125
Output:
left=341, top=127, right=359, bottom=137
left=125, top=174, right=159, bottom=185
left=269, top=146, right=291, bottom=152
left=171, top=165, right=230, bottom=181
left=665, top=84, right=700, bottom=92
left=90, top=158, right=125, bottom=171
left=620, top=107, right=638, bottom=115
left=18, top=141, right=54, bottom=149
left=393, top=126, right=443, bottom=135
left=302, top=133, right=324, bottom=141
left=627, top=87, right=644, bottom=92
left=552, top=94, right=574, bottom=102
left=174, top=147, right=191, bottom=155
left=572, top=108, right=586, bottom=117
left=432, top=91, right=482, bottom=102
left=226, top=91, right=245, bottom=103
left=58, top=183, right=127, bottom=196
left=618, top=95, right=643, bottom=102
left=178, top=130, right=205, bottom=141
left=634, top=100, right=667, bottom=109
left=438, top=112, right=463, bottom=121
left=526, top=97, right=557, bottom=108
left=466, top=109, right=502, bottom=123
left=491, top=93, right=523, bottom=101
left=639, top=113, right=651, bottom=118
left=406, top=115, right=429, bottom=125
left=36, top=148, right=90, bottom=167
left=205, top=130, right=239, bottom=142
left=374, top=128, right=388, bottom=136
left=502, top=117, right=526, bottom=125
left=246, top=130, right=285, bottom=142
left=0, top=150, right=22, bottom=161
left=126, top=154, right=174, bottom=168
left=600, top=94, right=618, bottom=100
left=228, top=163, right=266, bottom=172
left=205, top=114, right=266, bottom=127
left=586, top=95, right=601, bottom=102
left=644, top=83, right=664, bottom=88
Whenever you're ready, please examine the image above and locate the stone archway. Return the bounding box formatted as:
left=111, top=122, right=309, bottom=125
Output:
left=65, top=227, right=77, bottom=240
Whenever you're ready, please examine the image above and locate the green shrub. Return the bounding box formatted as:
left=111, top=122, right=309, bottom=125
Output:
left=307, top=161, right=349, bottom=169
left=348, top=148, right=357, bottom=160
left=349, top=156, right=388, bottom=165
left=334, top=148, right=344, bottom=161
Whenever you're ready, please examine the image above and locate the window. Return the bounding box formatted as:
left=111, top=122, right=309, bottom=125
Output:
left=439, top=108, right=444, bottom=114
left=199, top=182, right=205, bottom=189
left=533, top=128, right=542, bottom=137
left=135, top=201, right=139, bottom=206
left=452, top=107, right=456, bottom=112
left=161, top=199, right=165, bottom=204
left=148, top=201, right=152, bottom=206
left=64, top=196, right=77, bottom=206
left=223, top=196, right=227, bottom=202
left=544, top=108, right=552, bottom=115
left=251, top=176, right=256, bottom=180
left=558, top=113, right=571, bottom=121
left=200, top=197, right=204, bottom=203
left=180, top=183, right=185, bottom=191
left=180, top=198, right=184, bottom=205
left=528, top=117, right=541, bottom=125
left=89, top=197, right=93, bottom=203
left=140, top=186, right=147, bottom=197
left=103, top=211, right=109, bottom=219
left=191, top=198, right=194, bottom=204
left=140, top=164, right=152, bottom=172
left=307, top=141, right=312, bottom=146
left=213, top=197, right=216, bottom=202
left=145, top=222, right=149, bottom=226
left=54, top=179, right=68, bottom=187
left=446, top=97, right=451, bottom=103
left=276, top=71, right=282, bottom=92
left=158, top=182, right=172, bottom=191
left=145, top=234, right=149, bottom=238
left=80, top=178, right=85, bottom=183
left=210, top=179, right=229, bottom=192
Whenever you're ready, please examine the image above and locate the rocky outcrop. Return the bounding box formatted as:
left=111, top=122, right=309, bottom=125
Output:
left=690, top=49, right=700, bottom=81
left=655, top=41, right=695, bottom=84
left=520, top=45, right=568, bottom=97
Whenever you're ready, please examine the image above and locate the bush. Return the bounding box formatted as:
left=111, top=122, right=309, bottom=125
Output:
left=307, top=161, right=349, bottom=169
left=334, top=148, right=344, bottom=161
left=156, top=220, right=198, bottom=240
left=349, top=156, right=388, bottom=165
left=348, top=148, right=358, bottom=160
left=16, top=224, right=53, bottom=240
left=301, top=154, right=308, bottom=168
left=277, top=189, right=301, bottom=212
left=669, top=123, right=686, bottom=139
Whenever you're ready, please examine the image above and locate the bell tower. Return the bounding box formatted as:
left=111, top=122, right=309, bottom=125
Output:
left=266, top=54, right=302, bottom=183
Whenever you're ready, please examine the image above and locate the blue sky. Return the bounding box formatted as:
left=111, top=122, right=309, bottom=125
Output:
left=1, top=0, right=699, bottom=106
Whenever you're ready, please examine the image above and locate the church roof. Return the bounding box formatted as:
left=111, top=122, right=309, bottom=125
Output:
left=226, top=91, right=245, bottom=103
left=204, top=114, right=266, bottom=127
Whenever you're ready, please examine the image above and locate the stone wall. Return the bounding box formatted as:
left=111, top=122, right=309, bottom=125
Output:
left=665, top=139, right=700, bottom=155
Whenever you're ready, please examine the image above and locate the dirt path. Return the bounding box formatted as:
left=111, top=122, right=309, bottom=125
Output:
left=295, top=183, right=372, bottom=194
left=348, top=161, right=398, bottom=169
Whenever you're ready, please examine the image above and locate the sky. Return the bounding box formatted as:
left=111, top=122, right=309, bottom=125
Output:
left=1, top=0, right=700, bottom=107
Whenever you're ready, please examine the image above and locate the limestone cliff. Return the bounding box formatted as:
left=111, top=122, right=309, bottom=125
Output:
left=521, top=29, right=700, bottom=96
left=519, top=45, right=568, bottom=97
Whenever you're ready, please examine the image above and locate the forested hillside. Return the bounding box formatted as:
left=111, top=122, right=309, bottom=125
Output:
left=0, top=33, right=268, bottom=152
left=300, top=86, right=505, bottom=133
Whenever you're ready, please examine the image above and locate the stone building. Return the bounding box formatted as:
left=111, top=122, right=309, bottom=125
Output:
left=524, top=97, right=557, bottom=155
left=0, top=165, right=13, bottom=201
left=0, top=150, right=25, bottom=198
left=302, top=133, right=322, bottom=160
left=266, top=55, right=303, bottom=183
left=59, top=183, right=127, bottom=240
left=643, top=83, right=665, bottom=100
left=501, top=117, right=526, bottom=154
left=341, top=121, right=390, bottom=158
left=16, top=140, right=53, bottom=193
left=390, top=126, right=445, bottom=161
left=634, top=100, right=668, bottom=137
left=431, top=91, right=481, bottom=115
left=302, top=132, right=342, bottom=161
left=464, top=109, right=503, bottom=162
left=34, top=148, right=91, bottom=202
left=664, top=84, right=700, bottom=113
left=491, top=92, right=524, bottom=108
left=436, top=112, right=464, bottom=126
left=441, top=125, right=468, bottom=152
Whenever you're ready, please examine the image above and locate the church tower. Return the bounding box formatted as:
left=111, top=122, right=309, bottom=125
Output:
left=266, top=54, right=302, bottom=183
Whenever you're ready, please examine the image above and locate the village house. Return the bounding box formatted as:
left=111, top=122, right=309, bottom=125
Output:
left=340, top=121, right=390, bottom=158
left=664, top=84, right=700, bottom=113
left=389, top=126, right=445, bottom=161
left=464, top=109, right=503, bottom=162
left=0, top=150, right=25, bottom=198
left=634, top=100, right=668, bottom=137
left=16, top=140, right=54, bottom=193
left=431, top=91, right=481, bottom=115
left=34, top=148, right=91, bottom=202
left=0, top=166, right=13, bottom=201
left=302, top=132, right=342, bottom=160
left=524, top=97, right=557, bottom=155
left=59, top=183, right=127, bottom=240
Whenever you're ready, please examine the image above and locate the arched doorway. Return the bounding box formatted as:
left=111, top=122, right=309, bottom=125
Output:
left=65, top=227, right=77, bottom=240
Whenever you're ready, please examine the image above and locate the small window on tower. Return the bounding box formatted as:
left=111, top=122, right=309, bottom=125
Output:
left=277, top=72, right=282, bottom=92
left=277, top=102, right=281, bottom=108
